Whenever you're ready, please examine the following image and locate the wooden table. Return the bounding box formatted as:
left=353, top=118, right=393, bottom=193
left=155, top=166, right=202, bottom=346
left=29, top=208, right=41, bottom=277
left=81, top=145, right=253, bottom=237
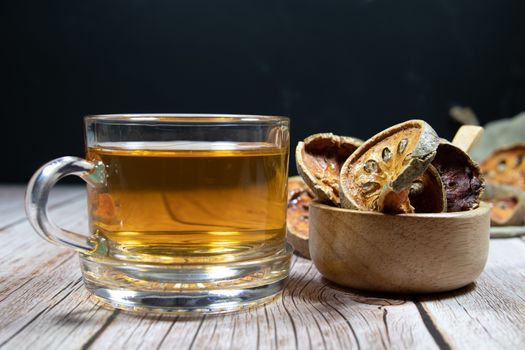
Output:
left=1, top=185, right=525, bottom=350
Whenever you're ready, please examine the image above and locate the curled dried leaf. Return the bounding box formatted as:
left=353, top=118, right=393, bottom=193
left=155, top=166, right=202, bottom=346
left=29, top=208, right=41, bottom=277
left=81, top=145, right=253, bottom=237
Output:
left=296, top=133, right=362, bottom=205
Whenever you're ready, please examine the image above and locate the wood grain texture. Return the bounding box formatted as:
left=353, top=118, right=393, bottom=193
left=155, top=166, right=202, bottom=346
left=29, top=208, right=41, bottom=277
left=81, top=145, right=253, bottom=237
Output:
left=0, top=185, right=85, bottom=229
left=417, top=238, right=525, bottom=349
left=1, top=186, right=525, bottom=350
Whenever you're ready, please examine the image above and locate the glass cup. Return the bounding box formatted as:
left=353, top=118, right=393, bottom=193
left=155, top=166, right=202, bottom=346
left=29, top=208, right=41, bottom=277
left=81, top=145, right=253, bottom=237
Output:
left=26, top=114, right=292, bottom=314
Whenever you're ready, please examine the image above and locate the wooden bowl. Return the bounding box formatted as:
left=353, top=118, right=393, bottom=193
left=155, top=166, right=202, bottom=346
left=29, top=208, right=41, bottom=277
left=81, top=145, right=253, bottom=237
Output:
left=309, top=201, right=491, bottom=293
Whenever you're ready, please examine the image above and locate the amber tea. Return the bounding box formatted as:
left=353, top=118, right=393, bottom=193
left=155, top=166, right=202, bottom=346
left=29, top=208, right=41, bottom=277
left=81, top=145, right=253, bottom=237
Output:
left=87, top=141, right=288, bottom=263
left=27, top=114, right=291, bottom=314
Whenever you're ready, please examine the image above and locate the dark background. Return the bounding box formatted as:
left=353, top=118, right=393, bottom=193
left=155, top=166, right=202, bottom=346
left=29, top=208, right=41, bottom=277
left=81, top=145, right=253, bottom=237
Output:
left=2, top=0, right=525, bottom=182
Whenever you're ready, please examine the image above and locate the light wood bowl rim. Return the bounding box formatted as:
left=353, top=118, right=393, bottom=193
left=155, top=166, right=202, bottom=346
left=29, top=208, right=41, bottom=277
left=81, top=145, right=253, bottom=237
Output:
left=310, top=200, right=490, bottom=219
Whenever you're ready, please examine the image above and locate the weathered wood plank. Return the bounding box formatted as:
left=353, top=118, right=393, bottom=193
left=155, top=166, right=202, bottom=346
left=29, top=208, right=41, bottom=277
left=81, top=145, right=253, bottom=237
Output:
left=1, top=208, right=438, bottom=350
left=418, top=238, right=525, bottom=349
left=85, top=256, right=437, bottom=350
left=0, top=185, right=85, bottom=230
left=0, top=261, right=115, bottom=350
left=0, top=185, right=438, bottom=350
left=0, top=198, right=87, bottom=303
left=0, top=198, right=117, bottom=350
left=2, top=186, right=525, bottom=350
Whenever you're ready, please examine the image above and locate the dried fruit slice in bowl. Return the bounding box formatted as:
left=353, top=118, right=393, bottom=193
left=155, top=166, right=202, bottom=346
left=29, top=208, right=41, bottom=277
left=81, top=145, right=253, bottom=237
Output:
left=432, top=141, right=485, bottom=212
left=481, top=143, right=525, bottom=190
left=286, top=176, right=315, bottom=258
left=408, top=164, right=446, bottom=213
left=296, top=133, right=362, bottom=205
left=340, top=120, right=440, bottom=213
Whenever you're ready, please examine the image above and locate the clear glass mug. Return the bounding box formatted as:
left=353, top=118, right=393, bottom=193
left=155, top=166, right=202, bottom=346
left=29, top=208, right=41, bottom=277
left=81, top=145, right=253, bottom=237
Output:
left=25, top=114, right=292, bottom=314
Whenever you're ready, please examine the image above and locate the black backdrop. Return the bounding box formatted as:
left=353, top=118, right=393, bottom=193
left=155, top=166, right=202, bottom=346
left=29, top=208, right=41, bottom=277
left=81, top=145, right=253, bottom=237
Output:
left=3, top=0, right=525, bottom=182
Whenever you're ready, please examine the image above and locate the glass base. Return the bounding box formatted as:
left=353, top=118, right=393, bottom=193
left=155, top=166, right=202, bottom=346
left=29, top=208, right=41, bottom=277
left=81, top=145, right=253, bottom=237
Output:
left=79, top=244, right=292, bottom=314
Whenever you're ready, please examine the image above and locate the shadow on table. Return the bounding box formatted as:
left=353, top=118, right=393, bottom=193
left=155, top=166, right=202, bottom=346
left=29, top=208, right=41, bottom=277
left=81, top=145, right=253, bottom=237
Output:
left=283, top=269, right=478, bottom=307
left=317, top=277, right=478, bottom=305
left=50, top=304, right=205, bottom=324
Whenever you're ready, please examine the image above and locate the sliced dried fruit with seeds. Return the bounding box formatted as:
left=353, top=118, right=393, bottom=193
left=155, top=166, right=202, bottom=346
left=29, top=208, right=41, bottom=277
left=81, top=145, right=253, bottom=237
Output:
left=408, top=164, right=446, bottom=213
left=340, top=120, right=440, bottom=213
left=432, top=141, right=485, bottom=212
left=490, top=197, right=525, bottom=226
left=286, top=176, right=315, bottom=258
left=481, top=143, right=525, bottom=190
left=296, top=133, right=362, bottom=205
left=483, top=183, right=525, bottom=226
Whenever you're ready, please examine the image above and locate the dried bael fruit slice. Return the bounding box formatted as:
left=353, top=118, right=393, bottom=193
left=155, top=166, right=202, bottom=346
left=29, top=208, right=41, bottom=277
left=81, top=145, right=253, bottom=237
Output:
left=490, top=197, right=525, bottom=226
left=483, top=183, right=525, bottom=226
left=340, top=120, right=440, bottom=213
left=481, top=143, right=525, bottom=190
left=296, top=133, right=362, bottom=205
left=432, top=141, right=485, bottom=212
left=408, top=165, right=446, bottom=213
left=286, top=176, right=315, bottom=258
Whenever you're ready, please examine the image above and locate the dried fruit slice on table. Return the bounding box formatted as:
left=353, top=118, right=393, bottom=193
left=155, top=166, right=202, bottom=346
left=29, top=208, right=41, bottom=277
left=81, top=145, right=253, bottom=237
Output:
left=490, top=197, right=525, bottom=226
left=340, top=120, right=440, bottom=213
left=432, top=141, right=485, bottom=212
left=483, top=183, right=525, bottom=226
left=481, top=143, right=525, bottom=190
left=286, top=176, right=315, bottom=258
left=296, top=133, right=362, bottom=205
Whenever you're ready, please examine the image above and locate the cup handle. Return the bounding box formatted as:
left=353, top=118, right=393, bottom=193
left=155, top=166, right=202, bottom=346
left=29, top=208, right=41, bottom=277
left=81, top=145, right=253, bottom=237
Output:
left=25, top=156, right=106, bottom=253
